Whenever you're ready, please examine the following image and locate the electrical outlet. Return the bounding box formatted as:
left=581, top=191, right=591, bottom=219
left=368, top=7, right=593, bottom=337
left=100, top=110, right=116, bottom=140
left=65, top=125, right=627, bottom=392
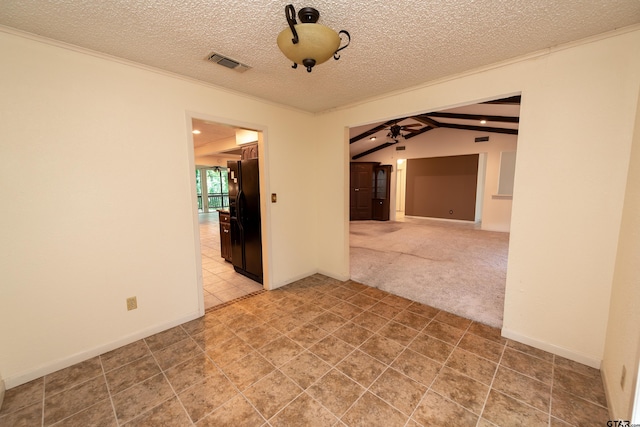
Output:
left=621, top=365, right=627, bottom=389
left=126, top=296, right=138, bottom=311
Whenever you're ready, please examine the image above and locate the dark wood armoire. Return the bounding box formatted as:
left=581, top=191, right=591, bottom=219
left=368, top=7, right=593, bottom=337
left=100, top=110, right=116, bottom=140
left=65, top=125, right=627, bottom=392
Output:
left=350, top=162, right=392, bottom=221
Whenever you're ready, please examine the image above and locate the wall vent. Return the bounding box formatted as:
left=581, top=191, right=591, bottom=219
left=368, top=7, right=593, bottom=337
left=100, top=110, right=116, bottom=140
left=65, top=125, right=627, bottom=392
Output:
left=206, top=53, right=251, bottom=73
left=475, top=136, right=490, bottom=143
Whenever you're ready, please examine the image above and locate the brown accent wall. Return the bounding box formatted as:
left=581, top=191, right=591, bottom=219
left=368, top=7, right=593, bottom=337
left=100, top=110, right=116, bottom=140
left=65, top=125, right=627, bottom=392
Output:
left=405, top=154, right=479, bottom=221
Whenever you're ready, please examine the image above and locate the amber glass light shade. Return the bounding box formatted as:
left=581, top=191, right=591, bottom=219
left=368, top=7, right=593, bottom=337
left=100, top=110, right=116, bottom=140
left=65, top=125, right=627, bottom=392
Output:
left=277, top=23, right=341, bottom=67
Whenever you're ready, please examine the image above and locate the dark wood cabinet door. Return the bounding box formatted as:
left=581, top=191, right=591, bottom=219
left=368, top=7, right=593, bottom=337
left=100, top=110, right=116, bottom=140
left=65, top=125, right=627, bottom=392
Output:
left=219, top=211, right=232, bottom=262
left=372, top=165, right=391, bottom=221
left=350, top=162, right=376, bottom=220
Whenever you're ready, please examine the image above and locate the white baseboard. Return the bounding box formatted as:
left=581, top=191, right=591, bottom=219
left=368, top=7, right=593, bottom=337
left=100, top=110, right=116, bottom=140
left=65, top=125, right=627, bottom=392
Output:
left=501, top=327, right=602, bottom=369
left=4, top=311, right=201, bottom=389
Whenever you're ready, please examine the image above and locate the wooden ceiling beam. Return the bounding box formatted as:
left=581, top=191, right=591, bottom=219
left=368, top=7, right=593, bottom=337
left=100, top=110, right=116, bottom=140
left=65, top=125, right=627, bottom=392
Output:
left=349, top=119, right=400, bottom=144
left=411, top=115, right=441, bottom=128
left=351, top=142, right=396, bottom=160
left=438, top=123, right=518, bottom=135
left=426, top=112, right=519, bottom=123
left=481, top=95, right=521, bottom=105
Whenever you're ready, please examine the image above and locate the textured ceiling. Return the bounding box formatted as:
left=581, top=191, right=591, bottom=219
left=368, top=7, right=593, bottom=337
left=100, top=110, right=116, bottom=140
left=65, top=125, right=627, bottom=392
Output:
left=1, top=1, right=639, bottom=113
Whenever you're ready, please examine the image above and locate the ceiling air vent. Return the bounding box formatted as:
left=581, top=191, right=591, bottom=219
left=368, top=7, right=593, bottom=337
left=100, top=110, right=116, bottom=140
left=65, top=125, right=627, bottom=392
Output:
left=206, top=53, right=251, bottom=73
left=396, top=146, right=406, bottom=151
left=475, top=136, right=490, bottom=143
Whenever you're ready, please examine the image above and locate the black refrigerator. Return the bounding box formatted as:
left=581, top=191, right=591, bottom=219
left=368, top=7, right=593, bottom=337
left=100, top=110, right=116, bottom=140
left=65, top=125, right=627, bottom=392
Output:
left=227, top=159, right=263, bottom=284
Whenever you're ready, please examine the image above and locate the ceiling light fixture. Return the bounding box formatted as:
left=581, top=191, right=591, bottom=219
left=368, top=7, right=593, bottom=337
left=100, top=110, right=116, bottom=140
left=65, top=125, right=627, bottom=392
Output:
left=192, top=130, right=201, bottom=135
left=370, top=137, right=376, bottom=141
left=277, top=4, right=350, bottom=72
left=480, top=119, right=487, bottom=124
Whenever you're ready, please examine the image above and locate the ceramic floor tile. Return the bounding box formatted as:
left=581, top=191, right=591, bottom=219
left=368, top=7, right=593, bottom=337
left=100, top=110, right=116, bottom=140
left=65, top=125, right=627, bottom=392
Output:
left=144, top=326, right=189, bottom=352
left=3, top=274, right=612, bottom=426
left=177, top=370, right=239, bottom=423
left=45, top=357, right=103, bottom=396
left=392, top=309, right=431, bottom=331
left=242, top=370, right=302, bottom=420
left=336, top=349, right=387, bottom=388
left=376, top=321, right=419, bottom=346
left=331, top=322, right=373, bottom=347
left=163, top=353, right=220, bottom=393
left=467, top=322, right=506, bottom=344
left=501, top=347, right=553, bottom=384
left=258, top=336, right=305, bottom=367
left=105, top=355, right=161, bottom=394
left=153, top=337, right=202, bottom=371
left=551, top=388, right=610, bottom=426
left=445, top=348, right=498, bottom=385
left=286, top=323, right=330, bottom=348
left=434, top=311, right=473, bottom=330
left=206, top=335, right=253, bottom=368
left=482, top=389, right=549, bottom=427
left=222, top=351, right=276, bottom=391
left=0, top=377, right=43, bottom=416
left=431, top=367, right=489, bottom=414
left=0, top=402, right=43, bottom=427
left=492, top=366, right=551, bottom=412
left=44, top=376, right=110, bottom=426
left=50, top=398, right=117, bottom=427
left=457, top=333, right=505, bottom=363
left=280, top=351, right=332, bottom=389
left=191, top=323, right=236, bottom=352
left=236, top=323, right=283, bottom=349
left=328, top=301, right=365, bottom=320
left=406, top=302, right=440, bottom=319
left=121, top=396, right=190, bottom=427
left=391, top=348, right=441, bottom=387
left=359, top=334, right=405, bottom=365
left=368, top=368, right=427, bottom=416
left=341, top=391, right=407, bottom=427
left=307, top=369, right=365, bottom=418
left=408, top=333, right=455, bottom=363
left=412, top=391, right=478, bottom=427
left=111, top=374, right=174, bottom=425
left=100, top=340, right=151, bottom=372
left=270, top=392, right=338, bottom=427
left=423, top=320, right=466, bottom=345
left=367, top=301, right=404, bottom=320
left=553, top=366, right=607, bottom=406
left=351, top=311, right=389, bottom=332
left=197, top=394, right=265, bottom=427
left=309, top=335, right=355, bottom=366
left=506, top=340, right=555, bottom=362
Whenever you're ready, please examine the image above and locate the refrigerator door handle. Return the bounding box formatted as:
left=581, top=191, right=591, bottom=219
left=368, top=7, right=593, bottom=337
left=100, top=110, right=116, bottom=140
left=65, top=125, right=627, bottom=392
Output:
left=236, top=189, right=245, bottom=231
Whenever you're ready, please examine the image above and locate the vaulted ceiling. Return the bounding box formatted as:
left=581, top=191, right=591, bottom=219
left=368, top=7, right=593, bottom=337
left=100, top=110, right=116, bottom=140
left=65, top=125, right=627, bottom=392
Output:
left=349, top=96, right=520, bottom=160
left=1, top=1, right=639, bottom=113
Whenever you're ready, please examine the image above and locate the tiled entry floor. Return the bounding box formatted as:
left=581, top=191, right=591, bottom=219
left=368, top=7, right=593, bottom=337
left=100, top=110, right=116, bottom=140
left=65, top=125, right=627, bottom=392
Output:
left=199, top=212, right=262, bottom=309
left=0, top=275, right=609, bottom=426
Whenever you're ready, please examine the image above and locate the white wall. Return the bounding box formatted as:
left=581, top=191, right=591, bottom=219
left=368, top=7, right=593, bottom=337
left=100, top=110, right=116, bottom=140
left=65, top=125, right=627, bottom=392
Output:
left=315, top=27, right=640, bottom=368
left=601, top=88, right=640, bottom=419
left=0, top=30, right=318, bottom=388
left=354, top=129, right=517, bottom=231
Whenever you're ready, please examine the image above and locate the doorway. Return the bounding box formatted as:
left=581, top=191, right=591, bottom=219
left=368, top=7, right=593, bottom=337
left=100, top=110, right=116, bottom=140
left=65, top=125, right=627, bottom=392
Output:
left=188, top=116, right=266, bottom=311
left=347, top=96, right=520, bottom=327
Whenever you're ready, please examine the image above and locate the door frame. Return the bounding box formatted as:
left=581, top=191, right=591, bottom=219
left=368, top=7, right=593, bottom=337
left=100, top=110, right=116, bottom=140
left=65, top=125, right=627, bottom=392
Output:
left=185, top=112, right=270, bottom=315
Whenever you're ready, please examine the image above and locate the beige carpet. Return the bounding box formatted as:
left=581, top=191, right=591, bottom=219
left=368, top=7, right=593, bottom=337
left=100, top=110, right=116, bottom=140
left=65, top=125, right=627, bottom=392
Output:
left=350, top=217, right=509, bottom=328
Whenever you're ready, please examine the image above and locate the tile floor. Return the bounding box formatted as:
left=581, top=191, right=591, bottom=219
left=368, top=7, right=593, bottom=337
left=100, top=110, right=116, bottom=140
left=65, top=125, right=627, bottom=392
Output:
left=0, top=274, right=609, bottom=426
left=198, top=213, right=263, bottom=309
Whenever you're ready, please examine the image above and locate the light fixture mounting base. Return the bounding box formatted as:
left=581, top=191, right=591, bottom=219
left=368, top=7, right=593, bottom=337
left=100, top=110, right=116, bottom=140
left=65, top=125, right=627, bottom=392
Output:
left=298, top=7, right=320, bottom=23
